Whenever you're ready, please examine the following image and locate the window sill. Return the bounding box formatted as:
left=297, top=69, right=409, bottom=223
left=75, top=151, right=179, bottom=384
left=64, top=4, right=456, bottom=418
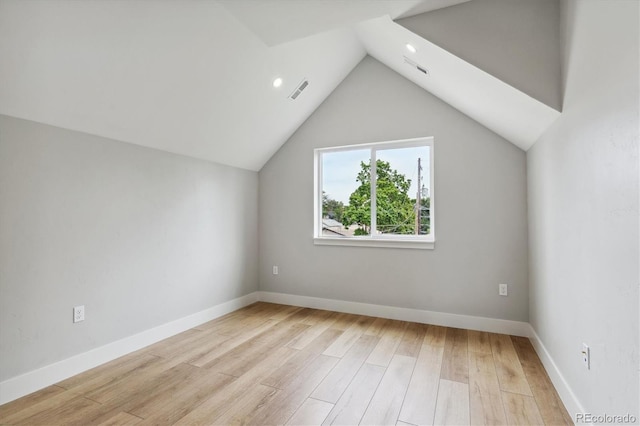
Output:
left=313, top=237, right=435, bottom=250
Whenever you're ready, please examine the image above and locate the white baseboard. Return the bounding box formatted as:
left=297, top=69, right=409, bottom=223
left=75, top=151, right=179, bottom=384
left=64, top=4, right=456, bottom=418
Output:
left=0, top=292, right=259, bottom=405
left=527, top=325, right=584, bottom=422
left=258, top=291, right=531, bottom=337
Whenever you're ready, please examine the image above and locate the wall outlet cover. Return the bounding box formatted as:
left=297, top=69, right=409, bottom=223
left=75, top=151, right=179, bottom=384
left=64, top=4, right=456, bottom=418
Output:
left=499, top=283, right=508, bottom=296
left=73, top=305, right=85, bottom=323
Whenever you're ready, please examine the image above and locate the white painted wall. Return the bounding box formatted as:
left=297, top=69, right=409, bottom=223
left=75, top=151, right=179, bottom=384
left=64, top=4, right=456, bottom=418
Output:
left=397, top=0, right=562, bottom=111
left=528, top=0, right=639, bottom=417
left=259, top=56, right=529, bottom=322
left=0, top=115, right=258, bottom=382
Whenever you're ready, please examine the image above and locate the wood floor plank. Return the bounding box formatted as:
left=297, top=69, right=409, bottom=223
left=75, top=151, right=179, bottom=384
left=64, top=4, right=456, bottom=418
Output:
left=395, top=322, right=429, bottom=358
left=468, top=351, right=507, bottom=425
left=203, top=322, right=309, bottom=376
left=0, top=390, right=83, bottom=425
left=195, top=313, right=271, bottom=337
left=289, top=327, right=344, bottom=356
left=239, top=302, right=288, bottom=317
left=96, top=411, right=143, bottom=426
left=138, top=327, right=232, bottom=368
left=298, top=308, right=336, bottom=326
left=123, top=363, right=202, bottom=417
left=322, top=363, right=386, bottom=425
left=360, top=354, right=416, bottom=425
left=365, top=317, right=392, bottom=337
left=45, top=397, right=133, bottom=426
left=282, top=307, right=318, bottom=324
left=440, top=327, right=469, bottom=384
left=81, top=357, right=179, bottom=405
left=285, top=398, right=334, bottom=425
left=58, top=354, right=166, bottom=400
left=240, top=354, right=339, bottom=425
left=489, top=333, right=533, bottom=396
left=286, top=311, right=340, bottom=350
left=434, top=380, right=470, bottom=425
left=423, top=325, right=447, bottom=347
left=511, top=336, right=572, bottom=425
left=170, top=333, right=240, bottom=366
left=502, top=391, right=545, bottom=425
left=203, top=384, right=279, bottom=425
left=81, top=359, right=207, bottom=416
left=329, top=312, right=361, bottom=331
left=187, top=318, right=280, bottom=367
left=268, top=304, right=304, bottom=321
left=133, top=369, right=235, bottom=425
left=366, top=320, right=408, bottom=367
left=433, top=379, right=471, bottom=426
left=232, top=301, right=269, bottom=316
left=322, top=315, right=375, bottom=358
left=311, top=334, right=379, bottom=403
left=173, top=345, right=299, bottom=425
left=0, top=385, right=65, bottom=420
left=468, top=330, right=492, bottom=354
left=262, top=328, right=343, bottom=389
left=192, top=312, right=247, bottom=333
left=10, top=395, right=101, bottom=426
left=398, top=344, right=444, bottom=425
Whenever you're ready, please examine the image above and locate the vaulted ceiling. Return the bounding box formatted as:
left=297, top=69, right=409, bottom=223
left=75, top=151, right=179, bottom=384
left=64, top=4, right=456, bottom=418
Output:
left=0, top=0, right=561, bottom=171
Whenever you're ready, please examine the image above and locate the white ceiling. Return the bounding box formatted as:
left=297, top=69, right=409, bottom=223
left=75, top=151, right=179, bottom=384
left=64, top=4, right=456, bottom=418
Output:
left=220, top=0, right=470, bottom=46
left=0, top=0, right=365, bottom=171
left=0, top=0, right=559, bottom=171
left=356, top=16, right=561, bottom=150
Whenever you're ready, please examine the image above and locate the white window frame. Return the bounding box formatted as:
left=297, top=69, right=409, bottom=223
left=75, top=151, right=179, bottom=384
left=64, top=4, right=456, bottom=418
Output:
left=314, top=136, right=435, bottom=249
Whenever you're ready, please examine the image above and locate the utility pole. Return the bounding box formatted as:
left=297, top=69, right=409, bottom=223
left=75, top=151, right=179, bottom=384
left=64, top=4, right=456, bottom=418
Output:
left=415, top=157, right=422, bottom=235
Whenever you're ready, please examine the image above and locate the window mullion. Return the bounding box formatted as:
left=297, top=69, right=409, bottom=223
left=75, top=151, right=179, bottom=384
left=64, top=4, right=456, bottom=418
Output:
left=370, top=148, right=377, bottom=236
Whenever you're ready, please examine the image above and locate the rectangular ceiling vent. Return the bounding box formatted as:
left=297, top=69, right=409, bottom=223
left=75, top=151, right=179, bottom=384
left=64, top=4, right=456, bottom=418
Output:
left=403, top=56, right=429, bottom=76
left=289, top=79, right=309, bottom=100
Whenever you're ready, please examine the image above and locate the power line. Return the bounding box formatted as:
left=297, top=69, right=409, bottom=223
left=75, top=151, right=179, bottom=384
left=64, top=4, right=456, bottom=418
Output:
left=415, top=157, right=422, bottom=235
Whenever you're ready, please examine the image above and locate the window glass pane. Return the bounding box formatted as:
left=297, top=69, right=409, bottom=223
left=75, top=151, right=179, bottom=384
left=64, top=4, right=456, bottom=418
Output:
left=375, top=146, right=431, bottom=236
left=322, top=149, right=370, bottom=237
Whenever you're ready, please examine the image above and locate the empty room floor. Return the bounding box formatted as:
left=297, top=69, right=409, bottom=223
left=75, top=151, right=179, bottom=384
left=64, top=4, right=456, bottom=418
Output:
left=0, top=302, right=572, bottom=425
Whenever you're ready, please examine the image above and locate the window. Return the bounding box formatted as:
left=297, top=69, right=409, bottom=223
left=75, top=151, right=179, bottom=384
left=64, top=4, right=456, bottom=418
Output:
left=314, top=137, right=434, bottom=249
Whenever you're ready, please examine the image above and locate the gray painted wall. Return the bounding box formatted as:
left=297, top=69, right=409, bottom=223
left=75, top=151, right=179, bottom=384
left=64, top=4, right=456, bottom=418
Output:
left=397, top=0, right=562, bottom=111
left=0, top=115, right=258, bottom=381
left=259, top=56, right=529, bottom=322
left=528, top=0, right=639, bottom=416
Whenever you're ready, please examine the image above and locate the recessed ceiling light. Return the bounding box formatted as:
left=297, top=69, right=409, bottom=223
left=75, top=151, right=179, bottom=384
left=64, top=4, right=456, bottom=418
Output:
left=272, top=77, right=283, bottom=88
left=406, top=43, right=417, bottom=53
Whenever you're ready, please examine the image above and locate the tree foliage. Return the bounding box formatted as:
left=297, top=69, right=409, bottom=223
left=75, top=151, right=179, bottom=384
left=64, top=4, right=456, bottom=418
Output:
left=342, top=160, right=418, bottom=235
left=322, top=192, right=345, bottom=223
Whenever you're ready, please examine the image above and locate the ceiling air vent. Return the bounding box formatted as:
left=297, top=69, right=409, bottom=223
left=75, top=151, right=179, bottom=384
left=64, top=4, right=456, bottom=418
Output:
left=289, top=79, right=309, bottom=100
left=403, top=56, right=429, bottom=76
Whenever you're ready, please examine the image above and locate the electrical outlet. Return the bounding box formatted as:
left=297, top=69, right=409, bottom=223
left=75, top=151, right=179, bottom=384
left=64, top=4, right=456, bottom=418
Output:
left=73, top=305, right=85, bottom=323
left=582, top=343, right=590, bottom=369
left=499, top=283, right=508, bottom=296
left=272, top=266, right=278, bottom=275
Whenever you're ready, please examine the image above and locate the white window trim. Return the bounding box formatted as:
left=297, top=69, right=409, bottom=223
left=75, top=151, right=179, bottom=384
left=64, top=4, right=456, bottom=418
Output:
left=314, top=136, right=435, bottom=250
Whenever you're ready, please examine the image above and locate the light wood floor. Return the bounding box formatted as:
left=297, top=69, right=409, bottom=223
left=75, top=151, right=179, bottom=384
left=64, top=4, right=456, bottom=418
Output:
left=0, top=302, right=572, bottom=425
